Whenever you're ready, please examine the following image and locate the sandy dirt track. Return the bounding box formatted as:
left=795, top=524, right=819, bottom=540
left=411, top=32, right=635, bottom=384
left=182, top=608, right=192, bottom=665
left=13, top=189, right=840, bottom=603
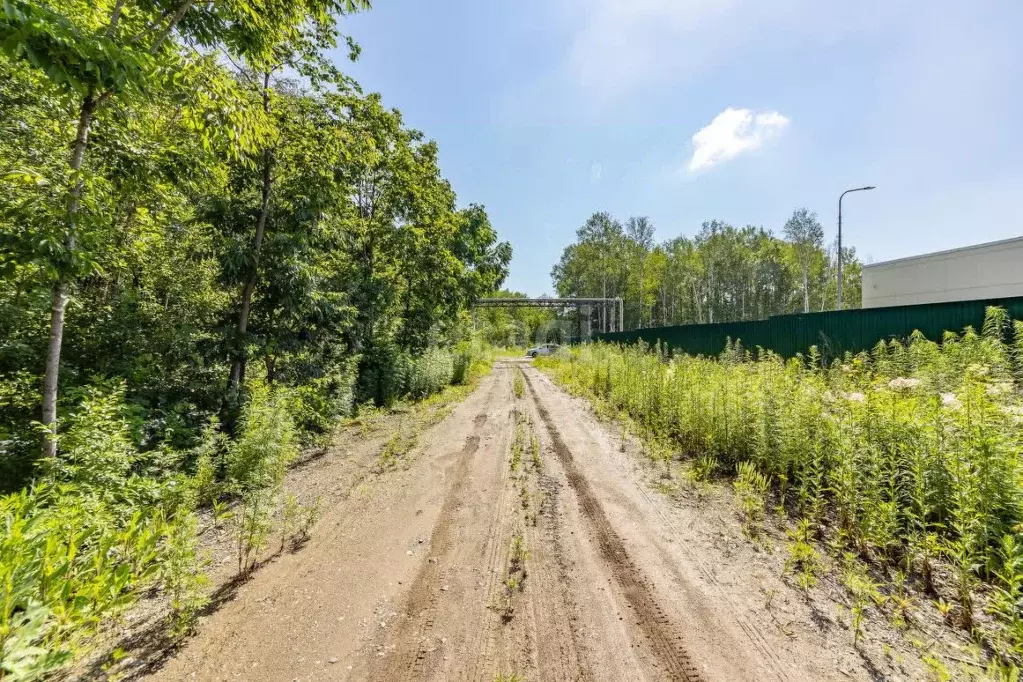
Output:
left=145, top=360, right=898, bottom=682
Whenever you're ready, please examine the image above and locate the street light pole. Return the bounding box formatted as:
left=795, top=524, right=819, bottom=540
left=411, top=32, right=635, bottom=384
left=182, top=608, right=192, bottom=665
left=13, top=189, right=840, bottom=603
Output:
left=837, top=185, right=875, bottom=310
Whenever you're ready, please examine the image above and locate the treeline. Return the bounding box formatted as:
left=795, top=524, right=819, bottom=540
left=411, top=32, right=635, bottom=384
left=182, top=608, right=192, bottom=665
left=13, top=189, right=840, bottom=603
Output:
left=0, top=0, right=510, bottom=488
left=475, top=290, right=558, bottom=347
left=551, top=210, right=862, bottom=331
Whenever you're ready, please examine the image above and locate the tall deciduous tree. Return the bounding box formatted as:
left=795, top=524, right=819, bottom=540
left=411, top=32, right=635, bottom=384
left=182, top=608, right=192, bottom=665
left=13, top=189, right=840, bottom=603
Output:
left=552, top=209, right=860, bottom=331
left=0, top=0, right=369, bottom=455
left=783, top=208, right=825, bottom=314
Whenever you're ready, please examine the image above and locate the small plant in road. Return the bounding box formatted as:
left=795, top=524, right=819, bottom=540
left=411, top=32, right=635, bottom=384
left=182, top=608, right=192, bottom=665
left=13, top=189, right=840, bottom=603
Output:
left=840, top=553, right=884, bottom=647
left=785, top=519, right=822, bottom=592
left=734, top=461, right=769, bottom=538
left=529, top=433, right=542, bottom=470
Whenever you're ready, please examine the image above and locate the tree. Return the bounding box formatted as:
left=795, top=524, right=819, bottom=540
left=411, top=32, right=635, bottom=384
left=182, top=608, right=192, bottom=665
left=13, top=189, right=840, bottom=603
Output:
left=551, top=208, right=860, bottom=331
left=626, top=216, right=655, bottom=328
left=0, top=0, right=370, bottom=455
left=783, top=208, right=825, bottom=314
left=551, top=212, right=628, bottom=332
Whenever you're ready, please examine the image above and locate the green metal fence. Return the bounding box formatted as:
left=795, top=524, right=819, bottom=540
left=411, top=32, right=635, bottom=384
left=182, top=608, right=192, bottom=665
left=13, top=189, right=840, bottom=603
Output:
left=595, top=296, right=1023, bottom=359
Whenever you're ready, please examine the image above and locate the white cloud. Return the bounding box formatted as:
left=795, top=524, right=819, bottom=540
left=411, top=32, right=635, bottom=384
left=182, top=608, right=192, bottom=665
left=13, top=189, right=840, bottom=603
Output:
left=589, top=162, right=602, bottom=183
left=687, top=107, right=790, bottom=172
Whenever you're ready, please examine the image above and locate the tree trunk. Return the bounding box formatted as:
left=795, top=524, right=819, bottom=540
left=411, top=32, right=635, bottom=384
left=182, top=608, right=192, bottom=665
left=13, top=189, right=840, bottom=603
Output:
left=660, top=283, right=666, bottom=326
left=801, top=262, right=809, bottom=314
left=601, top=275, right=607, bottom=333
left=41, top=94, right=96, bottom=458
left=228, top=72, right=273, bottom=397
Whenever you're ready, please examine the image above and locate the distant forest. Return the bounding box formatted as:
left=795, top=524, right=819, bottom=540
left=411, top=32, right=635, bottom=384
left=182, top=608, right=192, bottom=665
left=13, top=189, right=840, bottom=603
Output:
left=551, top=210, right=862, bottom=331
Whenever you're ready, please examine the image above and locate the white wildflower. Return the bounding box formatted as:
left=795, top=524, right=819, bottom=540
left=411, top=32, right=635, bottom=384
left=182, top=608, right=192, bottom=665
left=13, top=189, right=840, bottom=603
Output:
left=887, top=377, right=921, bottom=391
left=842, top=391, right=866, bottom=403
left=986, top=381, right=1013, bottom=397
left=941, top=392, right=962, bottom=410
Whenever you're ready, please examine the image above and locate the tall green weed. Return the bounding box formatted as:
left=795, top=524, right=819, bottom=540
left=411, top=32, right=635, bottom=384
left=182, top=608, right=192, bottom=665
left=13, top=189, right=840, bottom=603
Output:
left=538, top=307, right=1023, bottom=654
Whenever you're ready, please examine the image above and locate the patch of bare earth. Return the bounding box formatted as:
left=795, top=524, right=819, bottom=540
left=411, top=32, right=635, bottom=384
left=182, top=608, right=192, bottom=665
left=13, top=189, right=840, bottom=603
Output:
left=90, top=358, right=962, bottom=682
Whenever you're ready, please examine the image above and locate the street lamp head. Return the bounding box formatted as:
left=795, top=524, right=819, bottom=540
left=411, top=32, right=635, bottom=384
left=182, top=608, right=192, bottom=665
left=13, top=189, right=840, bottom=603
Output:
left=862, top=185, right=876, bottom=191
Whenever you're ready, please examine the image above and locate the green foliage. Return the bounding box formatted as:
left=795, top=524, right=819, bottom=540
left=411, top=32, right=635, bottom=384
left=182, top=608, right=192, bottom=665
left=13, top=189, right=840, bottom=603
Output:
left=539, top=308, right=1023, bottom=651
left=990, top=534, right=1023, bottom=661
left=502, top=532, right=529, bottom=619
left=0, top=24, right=510, bottom=486
left=734, top=461, right=769, bottom=537
left=235, top=490, right=275, bottom=576
left=0, top=372, right=38, bottom=490
left=406, top=348, right=455, bottom=400
left=552, top=211, right=864, bottom=331
left=785, top=519, right=823, bottom=591
left=840, top=554, right=884, bottom=646
left=357, top=343, right=479, bottom=407
left=510, top=413, right=525, bottom=473
left=227, top=381, right=298, bottom=493
left=192, top=419, right=228, bottom=507
left=286, top=360, right=358, bottom=439
left=476, top=290, right=557, bottom=347
left=162, top=510, right=209, bottom=637
left=452, top=335, right=494, bottom=385
left=38, top=382, right=135, bottom=493
left=0, top=402, right=191, bottom=678
left=280, top=493, right=321, bottom=552
left=0, top=0, right=511, bottom=673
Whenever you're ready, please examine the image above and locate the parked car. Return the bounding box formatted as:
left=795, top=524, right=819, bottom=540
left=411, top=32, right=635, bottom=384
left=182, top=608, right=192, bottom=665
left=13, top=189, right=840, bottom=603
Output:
left=526, top=343, right=559, bottom=358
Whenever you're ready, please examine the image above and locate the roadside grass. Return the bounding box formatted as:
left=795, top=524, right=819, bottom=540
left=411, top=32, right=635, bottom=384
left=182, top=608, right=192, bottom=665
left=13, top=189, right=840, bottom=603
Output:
left=536, top=307, right=1023, bottom=677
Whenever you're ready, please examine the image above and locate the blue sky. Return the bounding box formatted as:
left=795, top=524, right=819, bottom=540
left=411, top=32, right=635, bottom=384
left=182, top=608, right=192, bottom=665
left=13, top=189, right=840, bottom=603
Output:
left=335, top=0, right=1023, bottom=296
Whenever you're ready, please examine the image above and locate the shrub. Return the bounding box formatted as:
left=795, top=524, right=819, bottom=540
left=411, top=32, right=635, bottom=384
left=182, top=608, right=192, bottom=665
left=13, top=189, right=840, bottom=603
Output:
left=452, top=336, right=493, bottom=385
left=226, top=381, right=298, bottom=493
left=0, top=483, right=190, bottom=678
left=0, top=383, right=215, bottom=676
left=356, top=340, right=410, bottom=407
left=734, top=461, right=769, bottom=536
left=406, top=348, right=454, bottom=400
left=286, top=358, right=358, bottom=437
left=39, top=383, right=135, bottom=495
left=0, top=371, right=39, bottom=492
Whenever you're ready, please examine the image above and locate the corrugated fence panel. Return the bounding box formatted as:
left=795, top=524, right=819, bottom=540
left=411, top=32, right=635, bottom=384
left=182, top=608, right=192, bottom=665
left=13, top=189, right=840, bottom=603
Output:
left=595, top=296, right=1023, bottom=359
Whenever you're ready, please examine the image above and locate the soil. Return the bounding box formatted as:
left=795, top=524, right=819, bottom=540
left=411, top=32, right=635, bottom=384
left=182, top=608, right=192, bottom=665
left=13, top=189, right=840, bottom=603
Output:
left=89, top=359, right=976, bottom=681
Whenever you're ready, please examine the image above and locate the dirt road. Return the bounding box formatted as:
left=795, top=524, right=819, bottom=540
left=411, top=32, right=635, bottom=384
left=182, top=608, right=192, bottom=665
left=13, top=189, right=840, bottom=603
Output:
left=147, top=360, right=897, bottom=681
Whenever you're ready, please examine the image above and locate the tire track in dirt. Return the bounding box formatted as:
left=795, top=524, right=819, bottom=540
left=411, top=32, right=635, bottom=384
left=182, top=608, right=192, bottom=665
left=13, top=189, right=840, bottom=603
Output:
left=463, top=394, right=518, bottom=682
left=631, top=464, right=787, bottom=679
left=524, top=369, right=791, bottom=682
left=518, top=449, right=587, bottom=681
left=368, top=419, right=487, bottom=680
left=523, top=370, right=705, bottom=682
left=499, top=371, right=588, bottom=682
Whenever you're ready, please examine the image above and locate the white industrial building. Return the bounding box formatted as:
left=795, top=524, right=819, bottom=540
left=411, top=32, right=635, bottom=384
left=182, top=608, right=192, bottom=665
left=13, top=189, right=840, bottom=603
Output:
left=862, top=236, right=1023, bottom=308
